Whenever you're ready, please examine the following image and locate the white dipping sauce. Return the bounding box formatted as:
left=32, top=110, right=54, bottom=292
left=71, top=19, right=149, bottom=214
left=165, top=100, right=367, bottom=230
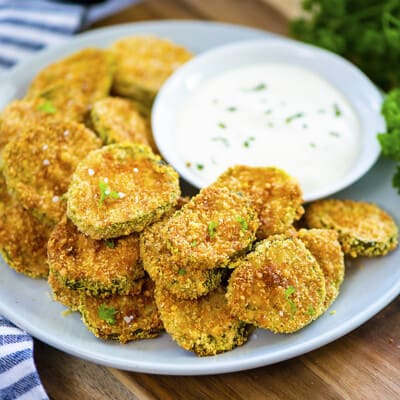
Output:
left=176, top=63, right=361, bottom=195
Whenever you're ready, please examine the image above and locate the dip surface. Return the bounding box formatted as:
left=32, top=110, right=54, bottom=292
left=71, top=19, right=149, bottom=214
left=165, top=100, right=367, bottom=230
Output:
left=176, top=63, right=361, bottom=195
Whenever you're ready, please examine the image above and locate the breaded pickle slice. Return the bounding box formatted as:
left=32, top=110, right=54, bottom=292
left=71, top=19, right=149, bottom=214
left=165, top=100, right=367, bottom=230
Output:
left=297, top=229, right=344, bottom=310
left=163, top=186, right=259, bottom=271
left=226, top=236, right=326, bottom=333
left=305, top=199, right=398, bottom=257
left=48, top=217, right=145, bottom=297
left=2, top=121, right=101, bottom=224
left=111, top=36, right=192, bottom=105
left=155, top=286, right=252, bottom=356
left=0, top=173, right=51, bottom=278
left=48, top=270, right=81, bottom=311
left=80, top=279, right=163, bottom=343
left=67, top=143, right=180, bottom=239
left=213, top=166, right=304, bottom=239
left=0, top=99, right=62, bottom=152
left=91, top=97, right=154, bottom=148
left=141, top=219, right=224, bottom=299
left=26, top=48, right=115, bottom=122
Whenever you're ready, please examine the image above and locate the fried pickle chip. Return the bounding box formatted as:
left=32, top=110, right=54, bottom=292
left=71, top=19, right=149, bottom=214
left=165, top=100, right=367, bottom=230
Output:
left=48, top=217, right=145, bottom=297
left=67, top=143, right=180, bottom=239
left=141, top=218, right=225, bottom=299
left=226, top=236, right=326, bottom=333
left=213, top=166, right=304, bottom=239
left=48, top=269, right=81, bottom=311
left=26, top=48, right=115, bottom=123
left=80, top=279, right=163, bottom=343
left=91, top=96, right=155, bottom=149
left=297, top=228, right=344, bottom=310
left=155, top=286, right=252, bottom=356
left=162, top=186, right=259, bottom=271
left=305, top=199, right=398, bottom=257
left=111, top=36, right=192, bottom=105
left=2, top=121, right=101, bottom=224
left=0, top=172, right=51, bottom=278
left=0, top=99, right=62, bottom=152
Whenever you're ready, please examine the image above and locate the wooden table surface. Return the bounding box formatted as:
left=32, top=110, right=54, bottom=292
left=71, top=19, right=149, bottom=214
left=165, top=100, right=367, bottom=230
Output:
left=34, top=1, right=400, bottom=399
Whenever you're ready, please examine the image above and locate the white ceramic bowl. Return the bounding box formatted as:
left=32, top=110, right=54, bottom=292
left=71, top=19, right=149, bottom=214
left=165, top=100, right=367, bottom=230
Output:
left=152, top=37, right=384, bottom=201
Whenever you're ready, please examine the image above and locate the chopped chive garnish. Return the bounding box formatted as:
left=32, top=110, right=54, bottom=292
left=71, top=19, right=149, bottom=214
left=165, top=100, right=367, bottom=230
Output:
left=211, top=137, right=230, bottom=147
left=98, top=304, right=117, bottom=325
left=104, top=239, right=115, bottom=249
left=285, top=112, right=304, bottom=123
left=243, top=83, right=267, bottom=92
left=196, top=163, right=204, bottom=171
left=236, top=216, right=248, bottom=231
left=38, top=100, right=57, bottom=114
left=208, top=221, right=218, bottom=238
left=227, top=106, right=237, bottom=112
left=333, top=103, right=342, bottom=116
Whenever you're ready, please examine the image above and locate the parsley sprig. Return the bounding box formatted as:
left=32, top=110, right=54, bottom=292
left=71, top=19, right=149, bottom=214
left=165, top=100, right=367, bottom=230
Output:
left=98, top=304, right=117, bottom=325
left=284, top=286, right=297, bottom=317
left=98, top=180, right=120, bottom=206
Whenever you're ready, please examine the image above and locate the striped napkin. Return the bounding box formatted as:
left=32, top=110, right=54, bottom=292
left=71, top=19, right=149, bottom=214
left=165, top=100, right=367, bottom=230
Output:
left=0, top=1, right=139, bottom=398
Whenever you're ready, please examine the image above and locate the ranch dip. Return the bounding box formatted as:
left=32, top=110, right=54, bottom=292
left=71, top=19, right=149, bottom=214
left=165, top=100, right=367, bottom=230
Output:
left=176, top=63, right=361, bottom=194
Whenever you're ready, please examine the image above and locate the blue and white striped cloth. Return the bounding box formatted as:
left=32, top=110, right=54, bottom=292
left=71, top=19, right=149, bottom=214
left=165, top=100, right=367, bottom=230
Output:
left=0, top=1, right=140, bottom=398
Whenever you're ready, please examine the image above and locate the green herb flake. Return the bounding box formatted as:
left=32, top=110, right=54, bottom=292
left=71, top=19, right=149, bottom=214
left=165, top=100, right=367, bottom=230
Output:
left=208, top=221, right=218, bottom=238
left=285, top=112, right=304, bottom=123
left=98, top=179, right=121, bottom=206
left=211, top=137, right=230, bottom=147
left=243, top=83, right=267, bottom=92
left=334, top=103, right=342, bottom=116
left=236, top=216, right=248, bottom=231
left=329, top=310, right=337, bottom=316
left=190, top=240, right=198, bottom=247
left=104, top=239, right=115, bottom=249
left=218, top=122, right=226, bottom=129
left=37, top=100, right=57, bottom=114
left=196, top=163, right=204, bottom=171
left=98, top=304, right=117, bottom=325
left=178, top=268, right=186, bottom=275
left=227, top=106, right=237, bottom=112
left=243, top=136, right=255, bottom=148
left=284, top=286, right=297, bottom=317
left=307, top=306, right=316, bottom=316
left=309, top=142, right=316, bottom=148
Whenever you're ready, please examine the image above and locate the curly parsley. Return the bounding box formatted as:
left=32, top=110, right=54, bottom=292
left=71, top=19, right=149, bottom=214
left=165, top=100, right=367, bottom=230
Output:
left=98, top=304, right=117, bottom=325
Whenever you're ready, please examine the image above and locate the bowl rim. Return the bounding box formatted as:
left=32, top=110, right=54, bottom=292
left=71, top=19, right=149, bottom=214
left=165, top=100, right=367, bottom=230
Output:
left=152, top=36, right=384, bottom=201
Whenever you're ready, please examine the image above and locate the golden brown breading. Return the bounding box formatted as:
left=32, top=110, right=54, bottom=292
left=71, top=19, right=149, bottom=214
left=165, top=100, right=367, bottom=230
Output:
left=48, top=269, right=81, bottom=311
left=80, top=279, right=163, bottom=343
left=47, top=217, right=145, bottom=297
left=162, top=186, right=259, bottom=271
left=111, top=36, right=192, bottom=105
left=305, top=199, right=398, bottom=257
left=141, top=218, right=225, bottom=299
left=213, top=166, right=304, bottom=239
left=0, top=99, right=62, bottom=152
left=226, top=235, right=326, bottom=333
left=0, top=172, right=51, bottom=278
left=26, top=48, right=115, bottom=123
left=2, top=121, right=101, bottom=225
left=297, top=228, right=344, bottom=310
left=91, top=96, right=155, bottom=150
left=155, top=286, right=252, bottom=356
left=67, top=143, right=181, bottom=239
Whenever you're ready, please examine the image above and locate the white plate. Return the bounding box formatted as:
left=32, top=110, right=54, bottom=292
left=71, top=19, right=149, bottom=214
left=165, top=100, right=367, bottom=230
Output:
left=0, top=21, right=399, bottom=376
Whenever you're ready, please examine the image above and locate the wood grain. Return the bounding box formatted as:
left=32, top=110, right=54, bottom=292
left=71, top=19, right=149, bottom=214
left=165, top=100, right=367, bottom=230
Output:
left=34, top=1, right=400, bottom=399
